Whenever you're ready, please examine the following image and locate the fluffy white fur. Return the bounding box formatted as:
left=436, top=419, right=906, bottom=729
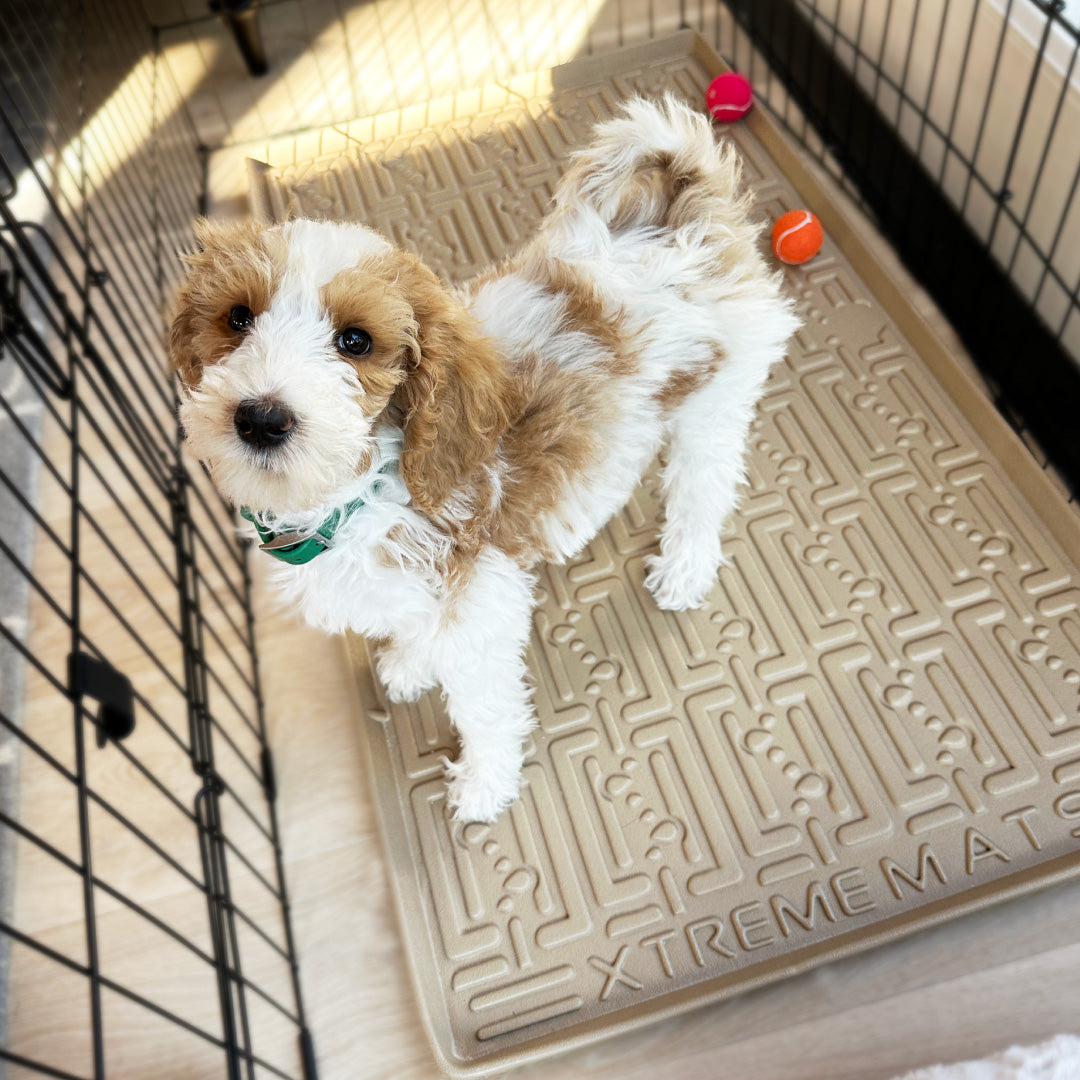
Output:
left=174, top=97, right=800, bottom=823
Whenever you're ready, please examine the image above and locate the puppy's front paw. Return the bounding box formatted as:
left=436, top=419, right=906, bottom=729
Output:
left=375, top=645, right=436, bottom=703
left=644, top=553, right=718, bottom=611
left=444, top=757, right=521, bottom=824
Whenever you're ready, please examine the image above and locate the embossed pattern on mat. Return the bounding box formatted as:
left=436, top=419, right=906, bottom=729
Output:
left=251, top=33, right=1080, bottom=1078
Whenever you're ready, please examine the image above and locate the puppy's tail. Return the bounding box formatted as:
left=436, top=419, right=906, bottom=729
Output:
left=555, top=94, right=753, bottom=236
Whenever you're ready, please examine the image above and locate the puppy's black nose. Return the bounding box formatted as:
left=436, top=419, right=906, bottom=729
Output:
left=234, top=399, right=296, bottom=450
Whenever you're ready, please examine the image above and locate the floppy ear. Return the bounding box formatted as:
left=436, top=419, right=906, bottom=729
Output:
left=392, top=253, right=511, bottom=516
left=169, top=218, right=278, bottom=387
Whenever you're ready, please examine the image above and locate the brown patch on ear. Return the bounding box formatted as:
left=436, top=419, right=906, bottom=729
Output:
left=390, top=252, right=512, bottom=516
left=169, top=218, right=283, bottom=387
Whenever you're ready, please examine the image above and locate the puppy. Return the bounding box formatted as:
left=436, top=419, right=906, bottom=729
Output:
left=171, top=96, right=799, bottom=823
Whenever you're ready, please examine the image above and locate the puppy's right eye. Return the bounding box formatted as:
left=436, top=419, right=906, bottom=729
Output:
left=228, top=305, right=254, bottom=332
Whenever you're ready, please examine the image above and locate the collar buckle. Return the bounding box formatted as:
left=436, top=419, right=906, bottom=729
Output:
left=259, top=530, right=332, bottom=555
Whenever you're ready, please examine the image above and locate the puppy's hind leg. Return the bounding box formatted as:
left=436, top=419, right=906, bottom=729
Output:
left=434, top=550, right=538, bottom=823
left=645, top=356, right=771, bottom=611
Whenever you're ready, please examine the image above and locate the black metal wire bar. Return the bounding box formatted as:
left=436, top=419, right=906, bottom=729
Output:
left=220, top=824, right=282, bottom=902
left=0, top=812, right=82, bottom=885
left=0, top=1047, right=89, bottom=1080
left=935, top=0, right=980, bottom=191
left=196, top=784, right=246, bottom=1080
left=2, top=289, right=172, bottom=508
left=0, top=347, right=75, bottom=486
left=0, top=912, right=301, bottom=1076
left=0, top=233, right=76, bottom=344
left=193, top=568, right=254, bottom=654
left=98, top=970, right=304, bottom=1080
left=96, top=872, right=305, bottom=1031
left=0, top=532, right=70, bottom=629
left=1006, top=29, right=1080, bottom=276
left=1035, top=138, right=1080, bottom=314
left=69, top=376, right=174, bottom=526
left=0, top=442, right=198, bottom=753
left=72, top=566, right=187, bottom=698
left=2, top=5, right=313, bottom=1076
left=108, top=733, right=202, bottom=822
left=66, top=43, right=107, bottom=1064
left=842, top=0, right=872, bottom=156
left=777, top=0, right=1080, bottom=287
left=87, top=786, right=207, bottom=897
left=199, top=610, right=258, bottom=698
left=177, top=435, right=254, bottom=1080
left=0, top=296, right=70, bottom=398
left=0, top=108, right=175, bottom=406
left=0, top=449, right=183, bottom=699
left=0, top=809, right=219, bottom=986
left=78, top=5, right=191, bottom=247
left=9, top=250, right=176, bottom=479
left=7, top=30, right=168, bottom=318
left=0, top=916, right=88, bottom=976
left=151, top=26, right=165, bottom=318
left=69, top=502, right=184, bottom=641
left=3, top=729, right=293, bottom=1074
left=141, top=78, right=205, bottom=207
left=100, top=971, right=231, bottom=1054
left=958, top=0, right=1015, bottom=221
left=226, top=897, right=291, bottom=962
left=0, top=83, right=93, bottom=267
left=0, top=295, right=184, bottom=583
left=986, top=6, right=1056, bottom=256
left=5, top=696, right=198, bottom=862
left=0, top=808, right=84, bottom=876
left=216, top=770, right=275, bottom=843
left=186, top=478, right=251, bottom=582
left=0, top=235, right=175, bottom=481
left=0, top=211, right=177, bottom=489
left=812, top=0, right=841, bottom=156
left=0, top=551, right=194, bottom=774
left=1, top=579, right=200, bottom=773
left=76, top=320, right=177, bottom=482
left=911, top=0, right=951, bottom=164
left=202, top=655, right=261, bottom=742
left=226, top=954, right=305, bottom=1028
left=202, top=705, right=267, bottom=792
left=239, top=537, right=316, bottom=1063
left=732, top=0, right=1080, bottom=495
left=218, top=813, right=258, bottom=1080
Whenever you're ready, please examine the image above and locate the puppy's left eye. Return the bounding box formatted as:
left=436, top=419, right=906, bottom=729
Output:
left=337, top=327, right=372, bottom=357
left=228, top=305, right=254, bottom=332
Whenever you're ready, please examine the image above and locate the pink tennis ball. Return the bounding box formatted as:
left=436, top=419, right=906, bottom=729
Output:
left=706, top=72, right=753, bottom=122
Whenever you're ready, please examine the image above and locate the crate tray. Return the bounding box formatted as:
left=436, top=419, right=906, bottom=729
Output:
left=249, top=32, right=1080, bottom=1078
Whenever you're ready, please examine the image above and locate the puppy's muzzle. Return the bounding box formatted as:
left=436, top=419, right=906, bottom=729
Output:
left=234, top=398, right=296, bottom=450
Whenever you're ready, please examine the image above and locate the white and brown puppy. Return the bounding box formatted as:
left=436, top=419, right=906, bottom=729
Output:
left=171, top=96, right=799, bottom=823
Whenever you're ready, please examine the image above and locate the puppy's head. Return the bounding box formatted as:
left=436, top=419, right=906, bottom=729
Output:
left=170, top=218, right=507, bottom=517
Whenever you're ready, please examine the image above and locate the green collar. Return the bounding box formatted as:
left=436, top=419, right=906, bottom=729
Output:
left=241, top=458, right=398, bottom=566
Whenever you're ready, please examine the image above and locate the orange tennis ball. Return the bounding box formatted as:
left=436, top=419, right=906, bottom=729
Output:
left=706, top=72, right=753, bottom=122
left=771, top=209, right=824, bottom=264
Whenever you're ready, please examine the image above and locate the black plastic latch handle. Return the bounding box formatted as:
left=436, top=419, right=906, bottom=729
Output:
left=68, top=651, right=136, bottom=747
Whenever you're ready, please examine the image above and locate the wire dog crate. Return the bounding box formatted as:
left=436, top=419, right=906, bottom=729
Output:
left=2, top=0, right=1079, bottom=1078
left=0, top=1, right=314, bottom=1077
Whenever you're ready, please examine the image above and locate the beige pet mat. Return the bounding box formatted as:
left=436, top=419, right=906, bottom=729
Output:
left=250, top=32, right=1080, bottom=1077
